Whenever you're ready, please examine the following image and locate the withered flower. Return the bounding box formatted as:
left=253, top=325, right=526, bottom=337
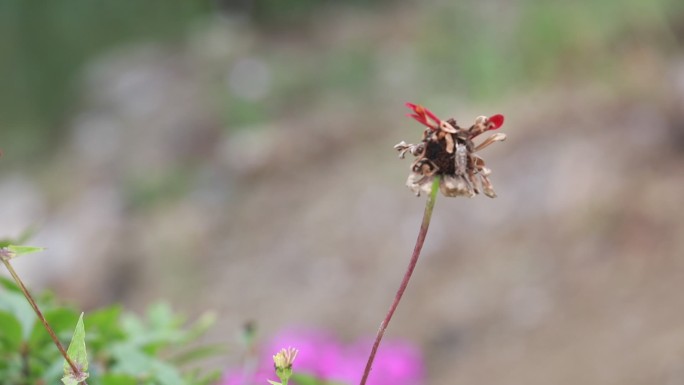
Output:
left=395, top=103, right=506, bottom=198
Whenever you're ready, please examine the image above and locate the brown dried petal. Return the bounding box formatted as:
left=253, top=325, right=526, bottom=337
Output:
left=439, top=121, right=458, bottom=134
left=475, top=133, right=506, bottom=152
left=444, top=133, right=455, bottom=154
left=480, top=174, right=497, bottom=198
left=440, top=175, right=475, bottom=197
left=406, top=173, right=434, bottom=196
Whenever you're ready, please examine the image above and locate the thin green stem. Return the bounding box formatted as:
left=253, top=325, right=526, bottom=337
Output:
left=1, top=259, right=88, bottom=385
left=359, top=176, right=440, bottom=385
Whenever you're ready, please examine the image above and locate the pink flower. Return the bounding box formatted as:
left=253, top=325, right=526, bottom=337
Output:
left=221, top=330, right=425, bottom=385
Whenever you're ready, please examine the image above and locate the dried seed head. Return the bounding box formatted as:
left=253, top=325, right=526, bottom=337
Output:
left=397, top=103, right=507, bottom=198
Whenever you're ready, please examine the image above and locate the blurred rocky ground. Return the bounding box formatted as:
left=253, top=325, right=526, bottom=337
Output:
left=2, top=2, right=684, bottom=385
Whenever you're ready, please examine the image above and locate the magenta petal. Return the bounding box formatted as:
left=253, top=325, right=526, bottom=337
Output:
left=228, top=330, right=426, bottom=385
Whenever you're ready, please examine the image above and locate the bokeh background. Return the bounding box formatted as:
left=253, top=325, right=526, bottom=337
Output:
left=2, top=0, right=684, bottom=384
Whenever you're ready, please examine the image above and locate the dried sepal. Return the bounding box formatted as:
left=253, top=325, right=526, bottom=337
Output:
left=475, top=133, right=506, bottom=151
left=394, top=141, right=425, bottom=159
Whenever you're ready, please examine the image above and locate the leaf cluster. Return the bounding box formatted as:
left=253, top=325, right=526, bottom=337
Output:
left=0, top=277, right=223, bottom=385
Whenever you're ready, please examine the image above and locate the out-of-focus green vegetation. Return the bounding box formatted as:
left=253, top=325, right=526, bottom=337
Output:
left=420, top=0, right=683, bottom=99
left=0, top=0, right=211, bottom=156
left=0, top=276, right=221, bottom=385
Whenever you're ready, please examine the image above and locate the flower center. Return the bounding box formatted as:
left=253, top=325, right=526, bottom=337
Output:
left=424, top=136, right=458, bottom=175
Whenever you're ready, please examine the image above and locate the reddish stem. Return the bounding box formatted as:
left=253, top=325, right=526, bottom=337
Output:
left=359, top=176, right=440, bottom=385
left=1, top=259, right=88, bottom=385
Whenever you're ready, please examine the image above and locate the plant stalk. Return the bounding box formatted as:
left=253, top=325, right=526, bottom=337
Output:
left=1, top=259, right=87, bottom=384
left=359, top=176, right=440, bottom=385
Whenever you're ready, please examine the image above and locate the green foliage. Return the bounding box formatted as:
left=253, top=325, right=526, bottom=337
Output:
left=0, top=278, right=223, bottom=385
left=291, top=373, right=347, bottom=385
left=0, top=0, right=211, bottom=158
left=62, top=313, right=89, bottom=385
left=0, top=245, right=45, bottom=260
left=420, top=0, right=683, bottom=100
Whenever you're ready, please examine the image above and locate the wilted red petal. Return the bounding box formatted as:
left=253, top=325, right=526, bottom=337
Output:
left=488, top=114, right=504, bottom=129
left=422, top=106, right=441, bottom=126
left=406, top=113, right=429, bottom=127
left=405, top=102, right=440, bottom=129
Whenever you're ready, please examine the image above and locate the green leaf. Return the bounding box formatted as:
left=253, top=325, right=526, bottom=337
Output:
left=0, top=276, right=22, bottom=293
left=101, top=373, right=138, bottom=385
left=62, top=313, right=89, bottom=385
left=6, top=244, right=44, bottom=258
left=291, top=373, right=348, bottom=385
left=9, top=245, right=44, bottom=254
left=86, top=305, right=122, bottom=331
left=268, top=380, right=282, bottom=385
left=0, top=310, right=23, bottom=350
left=169, top=343, right=227, bottom=366
left=85, top=305, right=125, bottom=350
left=186, top=369, right=222, bottom=385
left=183, top=312, right=216, bottom=342
left=0, top=227, right=39, bottom=247
left=14, top=226, right=39, bottom=245
left=0, top=290, right=36, bottom=340
left=29, top=308, right=79, bottom=348
left=110, top=343, right=184, bottom=385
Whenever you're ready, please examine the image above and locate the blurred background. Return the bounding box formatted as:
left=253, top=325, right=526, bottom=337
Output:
left=2, top=0, right=684, bottom=384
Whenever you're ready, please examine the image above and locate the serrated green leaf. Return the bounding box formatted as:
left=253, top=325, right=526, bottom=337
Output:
left=0, top=310, right=23, bottom=349
left=62, top=313, right=89, bottom=385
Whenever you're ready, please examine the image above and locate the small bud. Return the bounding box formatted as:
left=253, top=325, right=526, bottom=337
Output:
left=272, top=347, right=298, bottom=385
left=0, top=247, right=14, bottom=261
left=273, top=347, right=297, bottom=370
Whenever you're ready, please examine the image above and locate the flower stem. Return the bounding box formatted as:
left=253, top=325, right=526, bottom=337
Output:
left=1, top=259, right=87, bottom=385
left=359, top=176, right=440, bottom=385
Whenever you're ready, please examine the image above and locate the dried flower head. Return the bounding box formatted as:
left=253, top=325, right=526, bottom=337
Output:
left=395, top=103, right=506, bottom=198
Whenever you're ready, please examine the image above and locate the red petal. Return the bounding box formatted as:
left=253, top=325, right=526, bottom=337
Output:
left=405, top=102, right=418, bottom=111
left=488, top=114, right=504, bottom=129
left=405, top=102, right=441, bottom=129
left=422, top=106, right=441, bottom=126
left=406, top=113, right=429, bottom=127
